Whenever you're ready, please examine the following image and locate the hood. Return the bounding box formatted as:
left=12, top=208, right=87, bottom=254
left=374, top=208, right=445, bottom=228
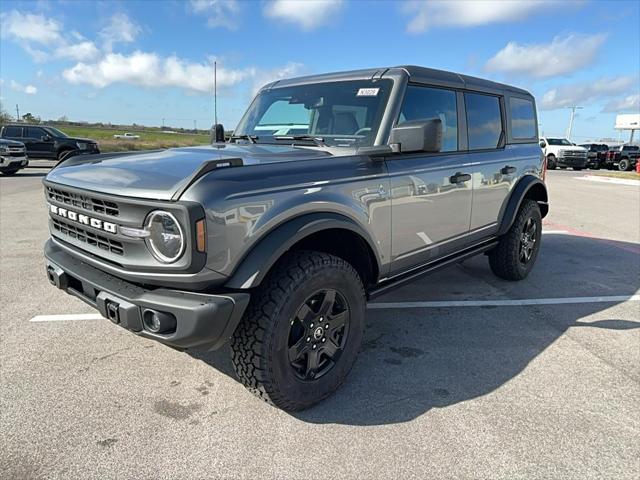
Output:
left=45, top=143, right=335, bottom=200
left=64, top=137, right=97, bottom=143
left=0, top=138, right=25, bottom=147
left=558, top=145, right=587, bottom=152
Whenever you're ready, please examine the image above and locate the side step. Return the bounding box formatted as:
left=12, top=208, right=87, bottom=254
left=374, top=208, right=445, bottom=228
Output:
left=368, top=239, right=498, bottom=299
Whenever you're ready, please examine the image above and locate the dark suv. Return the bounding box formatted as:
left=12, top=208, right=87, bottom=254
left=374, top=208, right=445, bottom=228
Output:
left=0, top=124, right=99, bottom=160
left=579, top=143, right=609, bottom=169
left=604, top=145, right=639, bottom=171
left=43, top=66, right=548, bottom=411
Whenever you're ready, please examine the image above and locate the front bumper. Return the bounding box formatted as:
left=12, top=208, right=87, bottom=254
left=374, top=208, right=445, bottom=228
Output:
left=44, top=239, right=250, bottom=350
left=558, top=156, right=587, bottom=167
left=0, top=155, right=28, bottom=169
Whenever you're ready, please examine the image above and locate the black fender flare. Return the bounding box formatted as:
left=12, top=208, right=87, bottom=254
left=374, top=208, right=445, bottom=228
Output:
left=498, top=175, right=548, bottom=236
left=225, top=212, right=381, bottom=290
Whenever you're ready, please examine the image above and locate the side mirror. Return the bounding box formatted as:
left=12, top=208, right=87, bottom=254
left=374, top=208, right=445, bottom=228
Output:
left=42, top=134, right=51, bottom=141
left=539, top=140, right=546, bottom=148
left=389, top=118, right=442, bottom=153
left=211, top=124, right=225, bottom=143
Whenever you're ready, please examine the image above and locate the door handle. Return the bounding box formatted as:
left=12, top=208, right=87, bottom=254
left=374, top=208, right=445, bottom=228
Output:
left=501, top=165, right=517, bottom=174
left=450, top=172, right=471, bottom=184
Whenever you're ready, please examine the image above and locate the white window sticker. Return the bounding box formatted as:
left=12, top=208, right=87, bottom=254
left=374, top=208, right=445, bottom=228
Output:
left=357, top=88, right=380, bottom=97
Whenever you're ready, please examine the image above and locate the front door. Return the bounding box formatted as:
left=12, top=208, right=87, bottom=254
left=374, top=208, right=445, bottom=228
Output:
left=387, top=85, right=472, bottom=274
left=24, top=126, right=54, bottom=158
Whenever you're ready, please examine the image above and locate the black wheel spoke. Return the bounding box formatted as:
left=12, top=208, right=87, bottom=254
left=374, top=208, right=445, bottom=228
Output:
left=306, top=349, right=321, bottom=377
left=321, top=338, right=340, bottom=359
left=318, top=289, right=336, bottom=316
left=288, top=337, right=308, bottom=363
left=328, top=311, right=347, bottom=335
left=296, top=303, right=314, bottom=324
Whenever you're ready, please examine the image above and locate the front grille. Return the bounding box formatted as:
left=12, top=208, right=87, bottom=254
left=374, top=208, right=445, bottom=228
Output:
left=52, top=218, right=124, bottom=255
left=46, top=186, right=119, bottom=217
left=8, top=147, right=25, bottom=156
left=560, top=150, right=587, bottom=158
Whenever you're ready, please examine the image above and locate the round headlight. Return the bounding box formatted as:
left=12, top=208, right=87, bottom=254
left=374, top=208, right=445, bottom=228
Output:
left=145, top=211, right=185, bottom=263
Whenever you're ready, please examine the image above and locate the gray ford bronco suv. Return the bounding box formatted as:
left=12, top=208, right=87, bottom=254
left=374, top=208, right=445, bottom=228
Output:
left=44, top=66, right=548, bottom=411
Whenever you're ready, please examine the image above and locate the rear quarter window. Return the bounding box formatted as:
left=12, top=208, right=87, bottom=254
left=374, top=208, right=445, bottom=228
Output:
left=465, top=92, right=503, bottom=150
left=3, top=126, right=22, bottom=137
left=509, top=97, right=536, bottom=139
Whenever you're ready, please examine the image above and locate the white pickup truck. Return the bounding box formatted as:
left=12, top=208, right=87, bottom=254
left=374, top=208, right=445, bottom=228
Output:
left=113, top=132, right=140, bottom=140
left=539, top=137, right=588, bottom=170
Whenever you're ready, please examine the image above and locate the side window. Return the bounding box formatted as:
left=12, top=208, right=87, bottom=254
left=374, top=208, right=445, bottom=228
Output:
left=398, top=85, right=458, bottom=152
left=509, top=97, right=536, bottom=139
left=465, top=92, right=503, bottom=150
left=3, top=126, right=22, bottom=137
left=26, top=127, right=45, bottom=138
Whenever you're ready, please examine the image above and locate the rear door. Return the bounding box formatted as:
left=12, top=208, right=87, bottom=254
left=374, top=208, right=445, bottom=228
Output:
left=468, top=93, right=536, bottom=232
left=2, top=125, right=23, bottom=142
left=387, top=85, right=473, bottom=274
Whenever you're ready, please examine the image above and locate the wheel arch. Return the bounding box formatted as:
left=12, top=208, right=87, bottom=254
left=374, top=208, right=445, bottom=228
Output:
left=225, top=212, right=381, bottom=290
left=498, top=175, right=548, bottom=236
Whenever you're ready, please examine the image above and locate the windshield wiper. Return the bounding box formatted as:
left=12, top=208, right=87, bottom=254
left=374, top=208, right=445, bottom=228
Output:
left=229, top=134, right=258, bottom=144
left=273, top=135, right=326, bottom=147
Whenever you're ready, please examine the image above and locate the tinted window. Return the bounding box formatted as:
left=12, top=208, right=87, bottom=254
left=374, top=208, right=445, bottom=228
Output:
left=26, top=127, right=46, bottom=138
left=465, top=93, right=503, bottom=150
left=3, top=126, right=22, bottom=137
left=398, top=85, right=458, bottom=152
left=509, top=97, right=536, bottom=139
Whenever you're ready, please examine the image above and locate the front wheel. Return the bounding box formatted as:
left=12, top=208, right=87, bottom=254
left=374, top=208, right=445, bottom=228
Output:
left=546, top=155, right=557, bottom=170
left=573, top=167, right=583, bottom=171
left=489, top=200, right=542, bottom=281
left=231, top=251, right=366, bottom=411
left=0, top=168, right=20, bottom=176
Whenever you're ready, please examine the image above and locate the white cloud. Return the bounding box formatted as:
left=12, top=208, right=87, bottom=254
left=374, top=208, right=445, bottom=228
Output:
left=263, top=0, right=343, bottom=30
left=63, top=51, right=257, bottom=92
left=190, top=0, right=240, bottom=29
left=251, top=62, right=305, bottom=94
left=0, top=10, right=62, bottom=44
left=603, top=94, right=640, bottom=113
left=541, top=76, right=636, bottom=110
left=1, top=10, right=100, bottom=62
left=55, top=41, right=100, bottom=61
left=9, top=80, right=38, bottom=95
left=485, top=33, right=606, bottom=78
left=402, top=0, right=549, bottom=33
left=100, top=13, right=141, bottom=50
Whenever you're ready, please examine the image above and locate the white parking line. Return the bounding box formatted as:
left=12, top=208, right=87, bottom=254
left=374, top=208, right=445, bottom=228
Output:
left=368, top=295, right=640, bottom=309
left=30, top=313, right=104, bottom=322
left=542, top=230, right=569, bottom=235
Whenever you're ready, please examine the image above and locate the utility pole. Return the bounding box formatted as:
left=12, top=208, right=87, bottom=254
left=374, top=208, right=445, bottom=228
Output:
left=162, top=118, right=165, bottom=128
left=15, top=104, right=20, bottom=122
left=194, top=119, right=197, bottom=132
left=565, top=106, right=583, bottom=141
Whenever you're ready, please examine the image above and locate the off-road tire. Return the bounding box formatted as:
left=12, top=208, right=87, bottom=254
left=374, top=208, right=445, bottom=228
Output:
left=0, top=168, right=19, bottom=176
left=489, top=199, right=542, bottom=281
left=231, top=250, right=366, bottom=411
left=546, top=155, right=557, bottom=170
left=618, top=158, right=631, bottom=171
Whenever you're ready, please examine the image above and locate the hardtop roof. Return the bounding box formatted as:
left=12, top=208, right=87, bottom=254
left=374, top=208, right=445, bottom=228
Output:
left=264, top=65, right=532, bottom=98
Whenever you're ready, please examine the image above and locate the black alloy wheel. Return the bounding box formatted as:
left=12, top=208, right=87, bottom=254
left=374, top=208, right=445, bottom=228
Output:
left=288, top=289, right=350, bottom=381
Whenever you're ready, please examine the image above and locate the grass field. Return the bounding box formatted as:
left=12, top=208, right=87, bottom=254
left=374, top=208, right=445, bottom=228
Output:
left=591, top=170, right=640, bottom=180
left=57, top=125, right=210, bottom=153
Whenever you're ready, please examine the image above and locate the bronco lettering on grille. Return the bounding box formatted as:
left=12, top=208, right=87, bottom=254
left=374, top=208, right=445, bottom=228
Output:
left=50, top=204, right=118, bottom=234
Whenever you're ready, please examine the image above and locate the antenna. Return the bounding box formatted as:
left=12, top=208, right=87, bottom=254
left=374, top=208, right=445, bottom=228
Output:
left=214, top=61, right=218, bottom=125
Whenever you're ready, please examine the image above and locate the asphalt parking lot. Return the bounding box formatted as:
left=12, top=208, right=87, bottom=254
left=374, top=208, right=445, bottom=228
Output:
left=1, top=166, right=639, bottom=479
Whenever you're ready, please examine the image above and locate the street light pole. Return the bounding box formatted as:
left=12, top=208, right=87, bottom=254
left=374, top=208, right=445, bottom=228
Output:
left=565, top=106, right=583, bottom=141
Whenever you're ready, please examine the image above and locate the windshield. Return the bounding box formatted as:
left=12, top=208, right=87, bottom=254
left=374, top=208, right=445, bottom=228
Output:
left=547, top=138, right=572, bottom=146
left=234, top=80, right=393, bottom=147
left=45, top=127, right=68, bottom=138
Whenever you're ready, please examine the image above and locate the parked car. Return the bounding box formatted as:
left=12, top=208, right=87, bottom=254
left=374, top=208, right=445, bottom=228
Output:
left=539, top=137, right=587, bottom=170
left=579, top=143, right=609, bottom=169
left=43, top=65, right=548, bottom=411
left=0, top=124, right=99, bottom=160
left=0, top=138, right=28, bottom=175
left=113, top=132, right=140, bottom=139
left=604, top=145, right=639, bottom=171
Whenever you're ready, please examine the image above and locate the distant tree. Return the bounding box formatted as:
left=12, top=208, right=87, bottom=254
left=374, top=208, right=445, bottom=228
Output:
left=22, top=113, right=40, bottom=124
left=57, top=115, right=69, bottom=122
left=0, top=102, right=11, bottom=124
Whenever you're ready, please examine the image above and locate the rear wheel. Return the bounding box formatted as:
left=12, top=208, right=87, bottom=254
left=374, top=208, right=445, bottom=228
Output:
left=489, top=200, right=542, bottom=281
left=231, top=251, right=366, bottom=411
left=618, top=158, right=631, bottom=171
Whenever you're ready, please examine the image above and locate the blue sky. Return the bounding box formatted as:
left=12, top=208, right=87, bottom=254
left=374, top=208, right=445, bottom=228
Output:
left=1, top=0, right=638, bottom=141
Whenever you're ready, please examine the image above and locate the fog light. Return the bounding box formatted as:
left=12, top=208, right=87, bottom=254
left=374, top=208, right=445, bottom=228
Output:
left=142, top=309, right=176, bottom=334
